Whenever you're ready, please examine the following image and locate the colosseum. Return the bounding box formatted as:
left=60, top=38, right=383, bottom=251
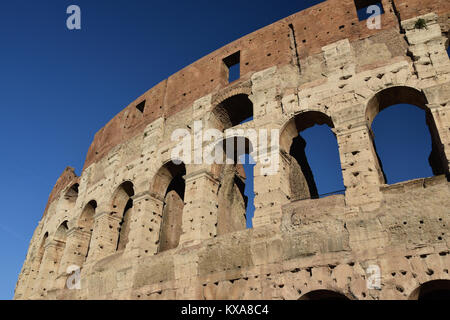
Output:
left=14, top=0, right=450, bottom=300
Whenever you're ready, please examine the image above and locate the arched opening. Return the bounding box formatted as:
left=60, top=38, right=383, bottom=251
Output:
left=410, top=280, right=450, bottom=300
left=64, top=183, right=79, bottom=202
left=212, top=94, right=254, bottom=131
left=280, top=111, right=345, bottom=201
left=299, top=290, right=350, bottom=300
left=55, top=221, right=69, bottom=242
left=61, top=183, right=79, bottom=213
left=112, top=181, right=135, bottom=251
left=78, top=200, right=97, bottom=260
left=366, top=86, right=446, bottom=184
left=152, top=162, right=186, bottom=253
left=53, top=221, right=69, bottom=273
left=216, top=136, right=254, bottom=234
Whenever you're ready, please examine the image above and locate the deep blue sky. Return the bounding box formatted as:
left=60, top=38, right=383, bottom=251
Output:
left=0, top=0, right=447, bottom=300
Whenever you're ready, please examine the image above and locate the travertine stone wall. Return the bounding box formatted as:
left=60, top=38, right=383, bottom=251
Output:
left=15, top=0, right=450, bottom=300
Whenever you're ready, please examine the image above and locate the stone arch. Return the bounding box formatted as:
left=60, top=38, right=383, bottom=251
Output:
left=52, top=221, right=69, bottom=273
left=212, top=83, right=252, bottom=110
left=151, top=161, right=186, bottom=253
left=211, top=93, right=254, bottom=131
left=59, top=183, right=79, bottom=214
left=213, top=136, right=254, bottom=235
left=65, top=183, right=79, bottom=199
left=365, top=86, right=447, bottom=183
left=23, top=232, right=49, bottom=297
left=409, top=280, right=450, bottom=300
left=111, top=181, right=135, bottom=251
left=280, top=111, right=343, bottom=200
left=79, top=200, right=97, bottom=230
left=78, top=200, right=97, bottom=259
left=54, top=221, right=69, bottom=242
left=299, top=289, right=351, bottom=300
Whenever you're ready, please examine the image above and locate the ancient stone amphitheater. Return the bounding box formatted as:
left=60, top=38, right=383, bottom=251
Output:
left=15, top=0, right=450, bottom=300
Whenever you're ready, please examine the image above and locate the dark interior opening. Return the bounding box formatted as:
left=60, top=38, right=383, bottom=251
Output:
left=413, top=280, right=450, bottom=300
left=284, top=111, right=344, bottom=200
left=121, top=181, right=135, bottom=198
left=65, top=183, right=79, bottom=202
left=158, top=162, right=186, bottom=253
left=113, top=181, right=135, bottom=251
left=213, top=94, right=253, bottom=131
left=165, top=172, right=186, bottom=201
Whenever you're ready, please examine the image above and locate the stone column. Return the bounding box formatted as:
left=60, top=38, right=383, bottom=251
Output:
left=125, top=191, right=164, bottom=256
left=35, top=240, right=65, bottom=296
left=53, top=228, right=91, bottom=289
left=335, top=121, right=383, bottom=209
left=85, top=211, right=122, bottom=263
left=253, top=150, right=290, bottom=228
left=252, top=148, right=290, bottom=229
left=179, top=167, right=220, bottom=246
left=59, top=228, right=92, bottom=272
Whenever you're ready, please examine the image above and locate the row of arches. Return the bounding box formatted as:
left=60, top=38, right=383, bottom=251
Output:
left=280, top=86, right=446, bottom=198
left=299, top=280, right=450, bottom=300
left=42, top=85, right=444, bottom=263
left=31, top=156, right=255, bottom=290
left=216, top=86, right=446, bottom=203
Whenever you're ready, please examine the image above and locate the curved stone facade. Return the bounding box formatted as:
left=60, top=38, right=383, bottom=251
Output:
left=15, top=0, right=450, bottom=300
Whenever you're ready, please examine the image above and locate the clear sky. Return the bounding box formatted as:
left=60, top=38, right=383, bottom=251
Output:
left=0, top=0, right=447, bottom=300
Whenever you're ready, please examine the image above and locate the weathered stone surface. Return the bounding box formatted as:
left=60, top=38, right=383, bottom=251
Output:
left=15, top=0, right=450, bottom=300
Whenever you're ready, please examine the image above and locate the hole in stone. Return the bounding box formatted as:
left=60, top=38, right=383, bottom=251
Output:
left=136, top=100, right=146, bottom=113
left=223, top=51, right=240, bottom=83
